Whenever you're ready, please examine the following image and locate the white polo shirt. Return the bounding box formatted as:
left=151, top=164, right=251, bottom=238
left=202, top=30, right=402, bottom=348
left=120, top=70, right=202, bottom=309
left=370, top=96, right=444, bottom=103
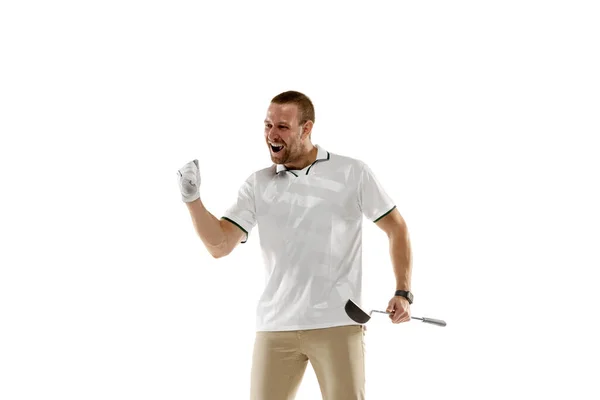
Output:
left=223, top=144, right=396, bottom=331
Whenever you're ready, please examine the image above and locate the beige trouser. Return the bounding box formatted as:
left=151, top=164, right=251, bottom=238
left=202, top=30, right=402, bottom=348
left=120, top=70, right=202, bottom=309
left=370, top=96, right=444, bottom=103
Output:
left=250, top=324, right=366, bottom=400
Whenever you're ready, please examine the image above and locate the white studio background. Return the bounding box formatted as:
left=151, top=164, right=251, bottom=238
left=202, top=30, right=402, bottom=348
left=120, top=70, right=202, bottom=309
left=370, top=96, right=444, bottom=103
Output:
left=1, top=1, right=598, bottom=399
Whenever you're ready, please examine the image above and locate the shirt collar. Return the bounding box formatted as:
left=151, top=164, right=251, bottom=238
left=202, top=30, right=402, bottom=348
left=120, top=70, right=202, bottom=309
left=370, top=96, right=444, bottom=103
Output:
left=276, top=144, right=329, bottom=173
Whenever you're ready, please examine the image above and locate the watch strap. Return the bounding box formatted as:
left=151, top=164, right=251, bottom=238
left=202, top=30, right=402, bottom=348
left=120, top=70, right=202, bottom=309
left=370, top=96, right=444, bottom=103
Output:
left=394, top=290, right=413, bottom=304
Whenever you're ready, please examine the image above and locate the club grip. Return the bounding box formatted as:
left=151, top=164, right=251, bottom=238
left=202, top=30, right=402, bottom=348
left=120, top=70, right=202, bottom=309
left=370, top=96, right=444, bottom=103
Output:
left=420, top=317, right=446, bottom=327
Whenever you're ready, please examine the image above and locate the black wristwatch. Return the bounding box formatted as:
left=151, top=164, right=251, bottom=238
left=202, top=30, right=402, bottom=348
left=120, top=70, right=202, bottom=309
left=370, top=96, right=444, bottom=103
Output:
left=395, top=290, right=414, bottom=304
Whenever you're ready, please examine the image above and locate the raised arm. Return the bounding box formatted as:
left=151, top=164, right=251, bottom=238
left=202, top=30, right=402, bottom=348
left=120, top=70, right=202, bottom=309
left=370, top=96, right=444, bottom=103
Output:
left=177, top=159, right=246, bottom=259
left=185, top=199, right=246, bottom=258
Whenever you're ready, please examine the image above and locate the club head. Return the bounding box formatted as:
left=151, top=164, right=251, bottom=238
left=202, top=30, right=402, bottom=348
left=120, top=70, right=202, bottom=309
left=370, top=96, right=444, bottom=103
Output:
left=344, top=299, right=371, bottom=324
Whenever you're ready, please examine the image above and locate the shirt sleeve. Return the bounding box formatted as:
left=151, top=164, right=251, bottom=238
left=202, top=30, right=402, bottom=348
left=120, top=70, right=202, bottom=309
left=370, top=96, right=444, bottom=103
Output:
left=358, top=162, right=396, bottom=223
left=222, top=173, right=257, bottom=243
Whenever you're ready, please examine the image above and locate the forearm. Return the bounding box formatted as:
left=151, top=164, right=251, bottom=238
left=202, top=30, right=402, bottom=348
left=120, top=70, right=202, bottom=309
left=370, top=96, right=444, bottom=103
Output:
left=185, top=198, right=227, bottom=256
left=388, top=227, right=412, bottom=291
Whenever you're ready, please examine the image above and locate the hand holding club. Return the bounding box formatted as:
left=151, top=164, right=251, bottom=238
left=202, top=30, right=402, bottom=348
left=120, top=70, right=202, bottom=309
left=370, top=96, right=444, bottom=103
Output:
left=386, top=296, right=411, bottom=324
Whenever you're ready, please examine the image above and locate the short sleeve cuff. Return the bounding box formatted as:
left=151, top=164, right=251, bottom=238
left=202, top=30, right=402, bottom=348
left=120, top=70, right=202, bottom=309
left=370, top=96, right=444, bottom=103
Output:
left=372, top=205, right=396, bottom=223
left=222, top=216, right=250, bottom=243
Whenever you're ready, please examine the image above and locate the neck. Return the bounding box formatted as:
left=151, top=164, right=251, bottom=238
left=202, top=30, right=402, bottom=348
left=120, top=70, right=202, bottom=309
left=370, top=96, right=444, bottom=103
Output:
left=284, top=144, right=318, bottom=170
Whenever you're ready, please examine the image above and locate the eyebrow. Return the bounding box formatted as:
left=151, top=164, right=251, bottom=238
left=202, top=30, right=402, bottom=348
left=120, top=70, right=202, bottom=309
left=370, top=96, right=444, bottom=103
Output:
left=264, top=120, right=291, bottom=126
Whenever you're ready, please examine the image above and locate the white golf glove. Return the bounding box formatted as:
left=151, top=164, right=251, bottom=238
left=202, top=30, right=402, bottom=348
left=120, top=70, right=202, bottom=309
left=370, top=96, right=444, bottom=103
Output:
left=177, top=159, right=201, bottom=203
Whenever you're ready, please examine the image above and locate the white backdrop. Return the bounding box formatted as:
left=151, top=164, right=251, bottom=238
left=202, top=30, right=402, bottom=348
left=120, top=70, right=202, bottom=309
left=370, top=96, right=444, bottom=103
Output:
left=1, top=1, right=599, bottom=399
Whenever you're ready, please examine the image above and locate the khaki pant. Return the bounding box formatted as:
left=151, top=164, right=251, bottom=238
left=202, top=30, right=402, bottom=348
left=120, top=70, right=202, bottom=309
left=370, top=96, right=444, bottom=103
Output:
left=250, top=324, right=366, bottom=400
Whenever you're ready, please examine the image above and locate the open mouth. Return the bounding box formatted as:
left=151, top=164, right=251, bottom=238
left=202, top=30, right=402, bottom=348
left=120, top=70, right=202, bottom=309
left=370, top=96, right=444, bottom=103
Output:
left=270, top=143, right=284, bottom=153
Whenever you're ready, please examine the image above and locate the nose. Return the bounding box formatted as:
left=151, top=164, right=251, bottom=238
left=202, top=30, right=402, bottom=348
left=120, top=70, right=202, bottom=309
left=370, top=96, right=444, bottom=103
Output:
left=266, top=129, right=280, bottom=142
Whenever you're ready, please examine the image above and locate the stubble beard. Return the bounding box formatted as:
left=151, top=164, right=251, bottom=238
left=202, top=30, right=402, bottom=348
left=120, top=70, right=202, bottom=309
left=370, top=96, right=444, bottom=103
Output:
left=270, top=133, right=302, bottom=166
left=271, top=146, right=293, bottom=165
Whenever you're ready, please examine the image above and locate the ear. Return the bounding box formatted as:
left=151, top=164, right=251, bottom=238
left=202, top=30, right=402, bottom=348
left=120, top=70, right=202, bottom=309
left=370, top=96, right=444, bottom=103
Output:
left=301, top=120, right=314, bottom=139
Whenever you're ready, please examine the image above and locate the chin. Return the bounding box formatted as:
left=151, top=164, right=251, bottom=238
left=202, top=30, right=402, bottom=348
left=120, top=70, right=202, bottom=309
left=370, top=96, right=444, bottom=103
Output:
left=271, top=155, right=285, bottom=164
left=269, top=149, right=287, bottom=163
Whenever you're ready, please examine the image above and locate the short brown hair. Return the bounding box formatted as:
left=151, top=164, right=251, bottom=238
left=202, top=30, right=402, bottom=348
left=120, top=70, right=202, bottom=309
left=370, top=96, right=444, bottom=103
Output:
left=271, top=91, right=315, bottom=125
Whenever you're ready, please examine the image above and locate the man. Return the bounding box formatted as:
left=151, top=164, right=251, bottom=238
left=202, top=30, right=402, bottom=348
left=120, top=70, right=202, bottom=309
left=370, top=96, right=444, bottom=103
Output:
left=177, top=91, right=413, bottom=400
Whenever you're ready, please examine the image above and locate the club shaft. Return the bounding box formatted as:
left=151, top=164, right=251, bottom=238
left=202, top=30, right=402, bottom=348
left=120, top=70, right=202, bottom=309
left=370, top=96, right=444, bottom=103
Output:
left=371, top=310, right=446, bottom=327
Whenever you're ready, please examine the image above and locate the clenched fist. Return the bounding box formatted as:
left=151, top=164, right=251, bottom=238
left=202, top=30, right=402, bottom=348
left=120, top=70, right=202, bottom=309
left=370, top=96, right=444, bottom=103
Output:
left=177, top=159, right=201, bottom=203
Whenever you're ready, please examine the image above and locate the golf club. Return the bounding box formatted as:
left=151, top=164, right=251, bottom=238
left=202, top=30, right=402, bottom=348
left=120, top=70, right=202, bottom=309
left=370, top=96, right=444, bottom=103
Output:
left=345, top=299, right=446, bottom=327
